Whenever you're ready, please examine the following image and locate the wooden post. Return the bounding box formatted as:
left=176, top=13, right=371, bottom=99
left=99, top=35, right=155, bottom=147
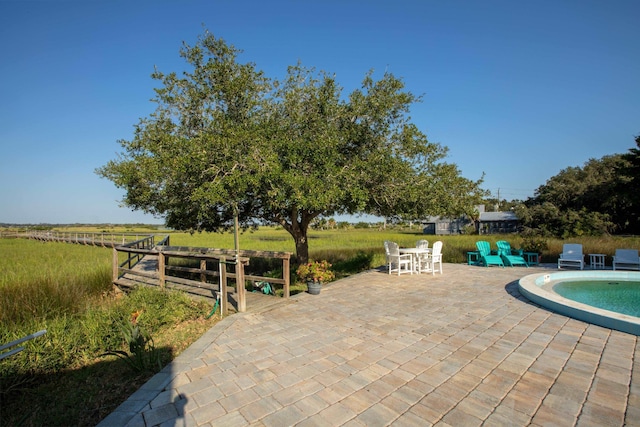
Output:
left=200, top=259, right=206, bottom=285
left=158, top=251, right=165, bottom=289
left=283, top=256, right=290, bottom=298
left=232, top=204, right=244, bottom=311
left=112, top=247, right=118, bottom=282
left=219, top=258, right=227, bottom=316
left=236, top=260, right=246, bottom=313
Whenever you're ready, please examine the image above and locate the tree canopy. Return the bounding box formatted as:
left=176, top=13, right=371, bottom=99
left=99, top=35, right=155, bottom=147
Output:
left=97, top=31, right=485, bottom=262
left=517, top=135, right=640, bottom=237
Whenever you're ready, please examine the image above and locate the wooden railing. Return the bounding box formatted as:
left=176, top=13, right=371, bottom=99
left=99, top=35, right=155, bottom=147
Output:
left=9, top=231, right=155, bottom=248
left=114, top=235, right=163, bottom=276
left=113, top=243, right=292, bottom=314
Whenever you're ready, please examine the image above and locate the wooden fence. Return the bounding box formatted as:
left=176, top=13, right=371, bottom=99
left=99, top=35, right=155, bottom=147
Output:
left=5, top=230, right=153, bottom=248
left=113, top=239, right=292, bottom=314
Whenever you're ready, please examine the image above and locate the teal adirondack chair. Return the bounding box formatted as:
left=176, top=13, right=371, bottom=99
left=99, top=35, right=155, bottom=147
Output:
left=475, top=241, right=504, bottom=267
left=496, top=240, right=529, bottom=267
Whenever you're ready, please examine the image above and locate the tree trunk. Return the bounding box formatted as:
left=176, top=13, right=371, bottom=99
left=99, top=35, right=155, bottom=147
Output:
left=279, top=209, right=318, bottom=264
left=294, top=232, right=309, bottom=264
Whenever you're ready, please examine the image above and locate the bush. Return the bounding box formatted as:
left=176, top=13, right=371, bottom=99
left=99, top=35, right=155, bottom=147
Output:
left=519, top=229, right=549, bottom=254
left=462, top=225, right=477, bottom=235
left=331, top=251, right=374, bottom=274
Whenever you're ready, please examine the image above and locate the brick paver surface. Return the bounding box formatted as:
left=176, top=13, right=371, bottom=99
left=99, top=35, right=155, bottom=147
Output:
left=99, top=264, right=639, bottom=427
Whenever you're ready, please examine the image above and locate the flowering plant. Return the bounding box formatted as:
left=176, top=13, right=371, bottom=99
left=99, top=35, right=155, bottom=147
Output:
left=296, top=260, right=335, bottom=283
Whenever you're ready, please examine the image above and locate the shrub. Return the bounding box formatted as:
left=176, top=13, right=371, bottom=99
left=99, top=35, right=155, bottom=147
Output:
left=331, top=251, right=373, bottom=274
left=519, top=229, right=549, bottom=254
left=101, top=310, right=162, bottom=374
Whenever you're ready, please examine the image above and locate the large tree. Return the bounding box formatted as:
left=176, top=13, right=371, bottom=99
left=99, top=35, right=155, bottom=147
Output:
left=519, top=134, right=640, bottom=237
left=97, top=31, right=484, bottom=262
left=618, top=135, right=640, bottom=234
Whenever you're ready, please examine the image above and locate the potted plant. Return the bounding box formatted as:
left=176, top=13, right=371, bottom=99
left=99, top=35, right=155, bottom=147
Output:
left=296, top=260, right=335, bottom=295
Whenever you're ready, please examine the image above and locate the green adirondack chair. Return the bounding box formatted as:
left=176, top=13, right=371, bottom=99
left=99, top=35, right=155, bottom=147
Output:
left=475, top=241, right=504, bottom=267
left=496, top=240, right=529, bottom=267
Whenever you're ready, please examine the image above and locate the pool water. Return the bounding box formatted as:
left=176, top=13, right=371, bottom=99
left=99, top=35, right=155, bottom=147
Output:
left=553, top=280, right=640, bottom=317
left=519, top=271, right=640, bottom=336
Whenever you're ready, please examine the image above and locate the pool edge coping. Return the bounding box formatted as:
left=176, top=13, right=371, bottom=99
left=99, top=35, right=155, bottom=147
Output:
left=518, top=270, right=640, bottom=336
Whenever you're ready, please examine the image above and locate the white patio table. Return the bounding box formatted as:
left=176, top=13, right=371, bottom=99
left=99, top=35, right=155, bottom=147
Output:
left=399, top=247, right=431, bottom=274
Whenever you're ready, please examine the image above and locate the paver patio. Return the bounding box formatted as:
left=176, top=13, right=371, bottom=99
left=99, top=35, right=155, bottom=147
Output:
left=99, top=263, right=639, bottom=427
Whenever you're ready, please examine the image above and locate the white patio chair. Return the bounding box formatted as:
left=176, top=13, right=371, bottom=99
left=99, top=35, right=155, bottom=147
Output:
left=613, top=249, right=640, bottom=270
left=423, top=241, right=443, bottom=275
left=558, top=244, right=584, bottom=270
left=416, top=240, right=430, bottom=273
left=385, top=241, right=413, bottom=275
left=416, top=240, right=429, bottom=249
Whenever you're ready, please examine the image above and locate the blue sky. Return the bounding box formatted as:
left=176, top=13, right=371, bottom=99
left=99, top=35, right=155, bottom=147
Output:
left=1, top=0, right=638, bottom=224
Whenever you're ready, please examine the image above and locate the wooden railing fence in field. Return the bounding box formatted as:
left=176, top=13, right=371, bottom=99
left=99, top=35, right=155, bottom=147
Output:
left=115, top=237, right=292, bottom=314
left=3, top=231, right=293, bottom=314
left=3, top=230, right=150, bottom=247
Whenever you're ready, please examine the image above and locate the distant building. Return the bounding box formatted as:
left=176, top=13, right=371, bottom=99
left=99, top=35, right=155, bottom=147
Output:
left=421, top=205, right=520, bottom=235
left=478, top=211, right=519, bottom=234
left=421, top=216, right=470, bottom=235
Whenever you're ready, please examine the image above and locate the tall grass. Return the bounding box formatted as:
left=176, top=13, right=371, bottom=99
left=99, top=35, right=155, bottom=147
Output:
left=0, top=240, right=113, bottom=327
left=0, top=238, right=214, bottom=425
left=169, top=226, right=425, bottom=251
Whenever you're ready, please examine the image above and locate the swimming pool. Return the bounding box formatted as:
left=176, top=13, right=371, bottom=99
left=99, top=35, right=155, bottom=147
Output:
left=518, top=270, right=640, bottom=335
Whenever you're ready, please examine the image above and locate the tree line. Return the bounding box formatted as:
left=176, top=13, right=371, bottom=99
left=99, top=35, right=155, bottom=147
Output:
left=514, top=135, right=640, bottom=237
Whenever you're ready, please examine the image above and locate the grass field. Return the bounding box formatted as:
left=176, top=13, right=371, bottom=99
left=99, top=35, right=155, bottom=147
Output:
left=164, top=226, right=640, bottom=268
left=0, top=238, right=215, bottom=426
left=1, top=227, right=638, bottom=425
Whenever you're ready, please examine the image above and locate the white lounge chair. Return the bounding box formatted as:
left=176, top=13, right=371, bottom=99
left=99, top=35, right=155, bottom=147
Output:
left=384, top=241, right=413, bottom=275
left=612, top=249, right=640, bottom=270
left=558, top=244, right=584, bottom=270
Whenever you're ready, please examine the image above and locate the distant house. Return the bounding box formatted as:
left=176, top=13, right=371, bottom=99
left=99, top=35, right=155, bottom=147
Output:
left=421, top=206, right=520, bottom=235
left=478, top=211, right=519, bottom=234
left=421, top=216, right=470, bottom=235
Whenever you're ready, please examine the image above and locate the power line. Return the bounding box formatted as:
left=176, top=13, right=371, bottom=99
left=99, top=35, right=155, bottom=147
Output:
left=486, top=188, right=536, bottom=200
